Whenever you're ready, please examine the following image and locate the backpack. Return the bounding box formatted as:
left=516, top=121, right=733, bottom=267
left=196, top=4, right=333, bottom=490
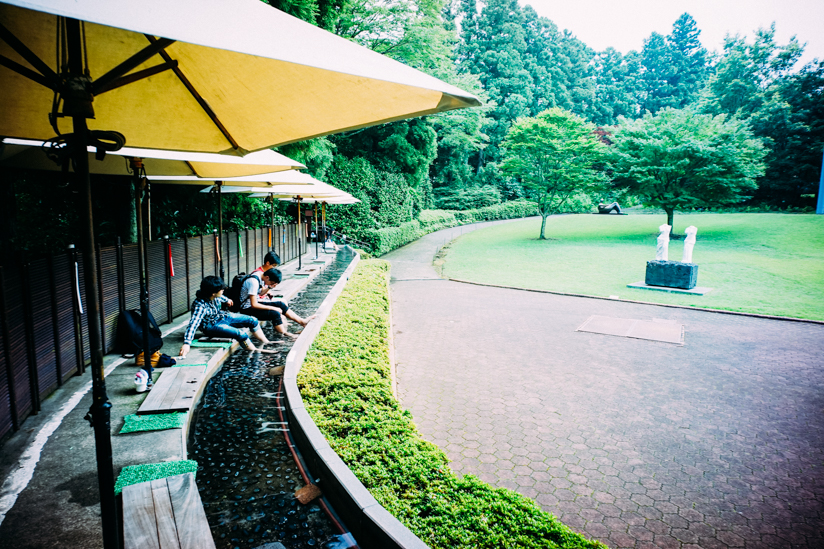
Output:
left=226, top=272, right=258, bottom=313
left=115, top=309, right=163, bottom=355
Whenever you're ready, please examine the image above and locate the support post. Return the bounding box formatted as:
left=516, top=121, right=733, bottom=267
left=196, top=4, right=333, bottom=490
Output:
left=68, top=27, right=121, bottom=544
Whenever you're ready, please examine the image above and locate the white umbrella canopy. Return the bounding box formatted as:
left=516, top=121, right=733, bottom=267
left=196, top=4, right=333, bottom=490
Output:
left=151, top=169, right=317, bottom=188
left=277, top=195, right=359, bottom=205
left=0, top=138, right=305, bottom=177
left=0, top=0, right=481, bottom=154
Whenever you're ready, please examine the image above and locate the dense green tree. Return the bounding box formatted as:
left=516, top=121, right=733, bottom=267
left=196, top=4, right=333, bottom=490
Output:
left=699, top=26, right=821, bottom=207
left=501, top=108, right=607, bottom=239
left=639, top=14, right=709, bottom=114
left=590, top=48, right=643, bottom=125
left=610, top=108, right=766, bottom=232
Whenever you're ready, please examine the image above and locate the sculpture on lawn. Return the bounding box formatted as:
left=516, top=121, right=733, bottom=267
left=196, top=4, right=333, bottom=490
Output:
left=682, top=226, right=698, bottom=263
left=655, top=224, right=671, bottom=260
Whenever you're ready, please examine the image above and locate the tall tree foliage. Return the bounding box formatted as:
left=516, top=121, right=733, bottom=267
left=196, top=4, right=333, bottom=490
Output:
left=610, top=109, right=766, bottom=232
left=501, top=108, right=607, bottom=239
left=700, top=26, right=821, bottom=207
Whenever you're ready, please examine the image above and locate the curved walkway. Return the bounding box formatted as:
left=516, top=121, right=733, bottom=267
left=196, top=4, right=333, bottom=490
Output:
left=386, top=221, right=824, bottom=549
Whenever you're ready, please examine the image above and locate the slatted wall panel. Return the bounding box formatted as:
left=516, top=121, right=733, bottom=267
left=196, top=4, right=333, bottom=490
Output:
left=27, top=258, right=59, bottom=395
left=187, top=236, right=202, bottom=305
left=255, top=228, right=264, bottom=267
left=0, top=266, right=17, bottom=440
left=244, top=230, right=252, bottom=273
left=169, top=239, right=188, bottom=317
left=146, top=240, right=168, bottom=324
left=0, top=320, right=12, bottom=440
left=53, top=255, right=79, bottom=382
left=202, top=234, right=216, bottom=278
left=74, top=254, right=91, bottom=365
left=99, top=247, right=120, bottom=354
left=121, top=244, right=140, bottom=312
left=226, top=231, right=239, bottom=281
left=1, top=264, right=32, bottom=423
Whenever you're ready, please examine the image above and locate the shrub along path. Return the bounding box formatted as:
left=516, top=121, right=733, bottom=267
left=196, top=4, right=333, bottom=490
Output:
left=385, top=220, right=824, bottom=548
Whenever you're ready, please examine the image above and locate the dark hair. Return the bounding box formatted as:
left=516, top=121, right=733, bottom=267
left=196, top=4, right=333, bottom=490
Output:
left=263, top=251, right=280, bottom=266
left=262, top=268, right=282, bottom=284
left=196, top=275, right=225, bottom=300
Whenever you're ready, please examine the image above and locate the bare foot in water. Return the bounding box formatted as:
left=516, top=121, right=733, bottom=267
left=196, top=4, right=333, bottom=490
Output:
left=298, top=315, right=317, bottom=327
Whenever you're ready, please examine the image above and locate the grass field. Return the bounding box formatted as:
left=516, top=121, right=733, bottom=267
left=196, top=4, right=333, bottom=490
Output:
left=441, top=213, right=824, bottom=321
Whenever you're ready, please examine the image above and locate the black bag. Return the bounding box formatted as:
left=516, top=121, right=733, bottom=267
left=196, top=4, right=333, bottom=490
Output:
left=225, top=272, right=257, bottom=313
left=115, top=309, right=163, bottom=355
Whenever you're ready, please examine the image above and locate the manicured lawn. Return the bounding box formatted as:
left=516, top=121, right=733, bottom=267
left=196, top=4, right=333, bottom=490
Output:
left=441, top=213, right=824, bottom=321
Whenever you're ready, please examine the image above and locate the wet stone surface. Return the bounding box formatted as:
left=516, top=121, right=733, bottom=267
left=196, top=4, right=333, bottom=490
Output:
left=190, top=250, right=356, bottom=549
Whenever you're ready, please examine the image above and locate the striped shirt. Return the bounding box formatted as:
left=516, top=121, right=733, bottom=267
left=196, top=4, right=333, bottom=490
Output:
left=183, top=295, right=229, bottom=345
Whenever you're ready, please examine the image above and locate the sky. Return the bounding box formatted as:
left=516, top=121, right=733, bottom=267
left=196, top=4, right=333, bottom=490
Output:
left=524, top=0, right=824, bottom=67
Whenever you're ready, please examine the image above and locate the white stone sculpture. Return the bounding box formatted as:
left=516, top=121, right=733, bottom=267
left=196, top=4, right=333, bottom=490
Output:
left=655, top=224, right=671, bottom=260
left=682, top=225, right=698, bottom=263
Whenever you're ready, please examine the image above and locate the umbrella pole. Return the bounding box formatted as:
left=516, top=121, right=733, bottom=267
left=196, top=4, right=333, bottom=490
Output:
left=270, top=194, right=275, bottom=251
left=314, top=203, right=319, bottom=259
left=66, top=20, right=120, bottom=549
left=217, top=182, right=224, bottom=281
left=297, top=198, right=302, bottom=270
left=322, top=202, right=327, bottom=252
left=129, top=160, right=153, bottom=383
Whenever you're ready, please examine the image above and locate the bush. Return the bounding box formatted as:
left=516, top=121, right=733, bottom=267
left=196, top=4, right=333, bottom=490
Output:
left=298, top=261, right=606, bottom=549
left=367, top=200, right=539, bottom=255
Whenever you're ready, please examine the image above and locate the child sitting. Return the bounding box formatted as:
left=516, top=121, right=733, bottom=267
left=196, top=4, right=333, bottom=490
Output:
left=179, top=276, right=270, bottom=358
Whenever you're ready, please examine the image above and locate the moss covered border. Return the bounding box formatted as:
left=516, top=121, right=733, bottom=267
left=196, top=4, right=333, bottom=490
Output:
left=298, top=260, right=606, bottom=549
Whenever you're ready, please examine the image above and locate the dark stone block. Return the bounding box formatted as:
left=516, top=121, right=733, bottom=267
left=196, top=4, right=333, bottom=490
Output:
left=645, top=260, right=698, bottom=289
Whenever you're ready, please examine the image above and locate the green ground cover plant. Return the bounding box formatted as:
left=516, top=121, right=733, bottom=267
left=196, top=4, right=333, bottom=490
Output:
left=441, top=213, right=824, bottom=321
left=298, top=261, right=605, bottom=549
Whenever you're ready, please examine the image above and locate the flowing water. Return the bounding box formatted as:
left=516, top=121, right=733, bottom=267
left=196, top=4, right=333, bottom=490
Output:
left=189, top=249, right=357, bottom=549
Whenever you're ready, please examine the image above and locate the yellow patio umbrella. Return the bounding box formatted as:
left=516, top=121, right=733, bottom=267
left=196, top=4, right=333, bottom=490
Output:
left=0, top=1, right=480, bottom=543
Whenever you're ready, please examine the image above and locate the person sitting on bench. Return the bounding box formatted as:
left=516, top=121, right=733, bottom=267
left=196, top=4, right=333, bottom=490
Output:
left=239, top=268, right=314, bottom=338
left=252, top=251, right=280, bottom=298
left=179, top=276, right=271, bottom=358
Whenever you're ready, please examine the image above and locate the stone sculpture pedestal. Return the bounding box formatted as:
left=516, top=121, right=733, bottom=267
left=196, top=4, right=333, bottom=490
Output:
left=645, top=260, right=698, bottom=290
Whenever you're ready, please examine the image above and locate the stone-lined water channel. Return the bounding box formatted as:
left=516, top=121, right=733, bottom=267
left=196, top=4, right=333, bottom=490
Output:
left=189, top=250, right=357, bottom=549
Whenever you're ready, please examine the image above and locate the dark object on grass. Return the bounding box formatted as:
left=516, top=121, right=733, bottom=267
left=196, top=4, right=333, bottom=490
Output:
left=645, top=260, right=698, bottom=289
left=598, top=202, right=622, bottom=214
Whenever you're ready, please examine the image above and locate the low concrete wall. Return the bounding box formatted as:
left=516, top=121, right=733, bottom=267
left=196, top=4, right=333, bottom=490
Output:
left=282, top=253, right=429, bottom=549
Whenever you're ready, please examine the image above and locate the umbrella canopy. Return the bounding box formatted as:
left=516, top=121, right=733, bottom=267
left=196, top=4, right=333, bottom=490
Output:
left=277, top=195, right=359, bottom=204
left=0, top=0, right=481, bottom=154
left=0, top=138, right=305, bottom=177
left=150, top=169, right=316, bottom=188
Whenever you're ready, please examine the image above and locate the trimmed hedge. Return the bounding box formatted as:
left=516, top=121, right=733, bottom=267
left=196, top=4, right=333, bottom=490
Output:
left=298, top=260, right=606, bottom=549
left=365, top=200, right=539, bottom=256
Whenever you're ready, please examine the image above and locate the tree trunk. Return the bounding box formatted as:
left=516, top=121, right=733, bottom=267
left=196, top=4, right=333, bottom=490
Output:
left=665, top=207, right=675, bottom=238
left=539, top=214, right=548, bottom=240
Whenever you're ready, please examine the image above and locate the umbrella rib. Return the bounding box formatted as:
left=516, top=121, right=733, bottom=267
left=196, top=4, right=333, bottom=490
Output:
left=145, top=35, right=240, bottom=151
left=94, top=59, right=179, bottom=95
left=92, top=37, right=175, bottom=95
left=0, top=22, right=58, bottom=89
left=0, top=53, right=53, bottom=88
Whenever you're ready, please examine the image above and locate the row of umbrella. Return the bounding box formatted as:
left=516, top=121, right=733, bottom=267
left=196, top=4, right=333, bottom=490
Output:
left=0, top=0, right=479, bottom=545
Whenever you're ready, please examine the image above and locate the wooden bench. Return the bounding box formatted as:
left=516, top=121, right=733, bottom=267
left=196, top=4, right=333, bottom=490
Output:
left=137, top=367, right=206, bottom=415
left=122, top=472, right=215, bottom=549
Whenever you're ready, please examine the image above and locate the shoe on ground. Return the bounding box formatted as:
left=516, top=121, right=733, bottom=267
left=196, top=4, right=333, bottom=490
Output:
left=134, top=370, right=148, bottom=393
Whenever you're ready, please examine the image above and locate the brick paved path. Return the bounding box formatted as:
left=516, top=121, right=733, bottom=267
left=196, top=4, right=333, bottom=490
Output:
left=386, top=223, right=824, bottom=549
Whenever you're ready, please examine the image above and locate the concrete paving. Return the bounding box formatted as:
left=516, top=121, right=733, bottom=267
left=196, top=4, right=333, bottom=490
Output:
left=387, top=221, right=824, bottom=549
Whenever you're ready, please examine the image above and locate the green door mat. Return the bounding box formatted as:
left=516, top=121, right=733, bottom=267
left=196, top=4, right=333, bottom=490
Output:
left=119, top=412, right=188, bottom=434
left=114, top=460, right=198, bottom=495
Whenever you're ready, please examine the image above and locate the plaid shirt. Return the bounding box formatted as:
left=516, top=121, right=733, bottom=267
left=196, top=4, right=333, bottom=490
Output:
left=183, top=295, right=229, bottom=345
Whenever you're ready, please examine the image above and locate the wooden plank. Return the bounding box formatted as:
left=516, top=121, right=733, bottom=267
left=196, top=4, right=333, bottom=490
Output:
left=167, top=473, right=217, bottom=549
left=137, top=369, right=180, bottom=415
left=158, top=368, right=188, bottom=411
left=150, top=478, right=181, bottom=549
left=122, top=481, right=161, bottom=549
left=168, top=368, right=204, bottom=411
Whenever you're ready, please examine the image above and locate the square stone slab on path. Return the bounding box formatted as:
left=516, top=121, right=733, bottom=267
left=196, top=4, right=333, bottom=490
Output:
left=577, top=315, right=684, bottom=344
